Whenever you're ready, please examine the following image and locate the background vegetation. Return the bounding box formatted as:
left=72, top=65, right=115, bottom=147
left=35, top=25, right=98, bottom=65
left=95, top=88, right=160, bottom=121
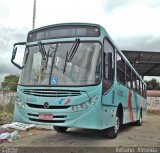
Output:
left=1, top=74, right=19, bottom=91
left=145, top=78, right=160, bottom=90
left=0, top=74, right=18, bottom=124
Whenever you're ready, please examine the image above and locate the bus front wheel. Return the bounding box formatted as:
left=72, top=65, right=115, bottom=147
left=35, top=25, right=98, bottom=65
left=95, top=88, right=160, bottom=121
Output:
left=107, top=113, right=120, bottom=139
left=53, top=126, right=68, bottom=132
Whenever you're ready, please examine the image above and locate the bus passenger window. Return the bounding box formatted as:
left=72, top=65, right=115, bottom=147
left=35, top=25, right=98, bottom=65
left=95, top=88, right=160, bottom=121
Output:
left=126, top=76, right=132, bottom=88
left=132, top=73, right=137, bottom=92
left=126, top=65, right=132, bottom=89
left=137, top=79, right=141, bottom=94
left=117, top=67, right=125, bottom=85
left=116, top=53, right=125, bottom=85
left=142, top=83, right=147, bottom=98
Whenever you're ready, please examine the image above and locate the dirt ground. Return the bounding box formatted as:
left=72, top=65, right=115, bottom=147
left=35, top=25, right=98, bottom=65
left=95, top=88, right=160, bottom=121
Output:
left=0, top=113, right=160, bottom=152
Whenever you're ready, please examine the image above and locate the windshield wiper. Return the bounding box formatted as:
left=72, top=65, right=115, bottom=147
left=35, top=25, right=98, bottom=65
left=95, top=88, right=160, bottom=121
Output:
left=67, top=38, right=80, bottom=62
left=38, top=41, right=47, bottom=60
left=63, top=38, right=80, bottom=73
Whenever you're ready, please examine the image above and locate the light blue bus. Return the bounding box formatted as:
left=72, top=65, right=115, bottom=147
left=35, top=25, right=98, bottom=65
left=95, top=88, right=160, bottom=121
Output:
left=11, top=23, right=147, bottom=138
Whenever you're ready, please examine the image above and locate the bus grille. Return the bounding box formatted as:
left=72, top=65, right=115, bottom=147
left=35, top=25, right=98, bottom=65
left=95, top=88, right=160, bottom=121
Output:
left=26, top=103, right=70, bottom=109
left=28, top=113, right=67, bottom=118
left=21, top=89, right=81, bottom=97
left=29, top=118, right=65, bottom=123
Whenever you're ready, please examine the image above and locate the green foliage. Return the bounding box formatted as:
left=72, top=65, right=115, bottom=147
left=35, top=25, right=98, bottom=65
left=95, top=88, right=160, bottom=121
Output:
left=0, top=102, right=14, bottom=114
left=0, top=112, right=13, bottom=125
left=0, top=102, right=14, bottom=124
left=1, top=75, right=19, bottom=91
left=145, top=78, right=160, bottom=90
left=4, top=102, right=14, bottom=114
left=0, top=104, right=3, bottom=113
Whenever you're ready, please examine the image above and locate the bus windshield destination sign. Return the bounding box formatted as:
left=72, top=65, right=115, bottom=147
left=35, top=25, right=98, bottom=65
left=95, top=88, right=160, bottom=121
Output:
left=27, top=25, right=100, bottom=42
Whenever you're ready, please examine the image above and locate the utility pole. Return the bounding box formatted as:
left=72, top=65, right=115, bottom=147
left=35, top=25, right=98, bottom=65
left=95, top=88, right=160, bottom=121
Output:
left=32, top=0, right=37, bottom=29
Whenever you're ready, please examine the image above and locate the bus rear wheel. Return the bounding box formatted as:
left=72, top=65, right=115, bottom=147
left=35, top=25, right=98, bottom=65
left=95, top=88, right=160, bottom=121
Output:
left=135, top=110, right=142, bottom=126
left=107, top=113, right=120, bottom=139
left=53, top=126, right=68, bottom=132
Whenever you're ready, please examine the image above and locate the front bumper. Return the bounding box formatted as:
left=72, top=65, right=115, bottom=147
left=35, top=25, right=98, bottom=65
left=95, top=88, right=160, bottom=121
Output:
left=13, top=102, right=102, bottom=129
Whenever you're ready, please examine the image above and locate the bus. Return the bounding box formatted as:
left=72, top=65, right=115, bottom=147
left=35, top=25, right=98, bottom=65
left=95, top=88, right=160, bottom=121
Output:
left=11, top=23, right=147, bottom=138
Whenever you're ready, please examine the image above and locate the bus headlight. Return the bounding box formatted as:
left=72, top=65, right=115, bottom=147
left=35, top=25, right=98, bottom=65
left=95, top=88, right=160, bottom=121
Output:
left=81, top=102, right=87, bottom=110
left=89, top=97, right=95, bottom=105
left=89, top=95, right=98, bottom=105
left=15, top=95, right=25, bottom=109
left=21, top=103, right=26, bottom=109
left=16, top=96, right=22, bottom=105
left=72, top=95, right=99, bottom=112
left=72, top=105, right=78, bottom=112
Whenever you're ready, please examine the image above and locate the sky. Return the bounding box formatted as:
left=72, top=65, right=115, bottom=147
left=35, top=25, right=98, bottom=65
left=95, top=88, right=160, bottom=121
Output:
left=0, top=0, right=160, bottom=82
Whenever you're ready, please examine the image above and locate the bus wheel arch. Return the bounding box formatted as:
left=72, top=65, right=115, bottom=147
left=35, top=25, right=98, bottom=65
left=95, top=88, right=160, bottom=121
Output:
left=117, top=103, right=123, bottom=125
left=105, top=104, right=123, bottom=139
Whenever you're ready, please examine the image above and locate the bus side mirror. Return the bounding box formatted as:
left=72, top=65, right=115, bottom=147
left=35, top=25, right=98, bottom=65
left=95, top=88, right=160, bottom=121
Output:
left=11, top=47, right=17, bottom=60
left=11, top=42, right=26, bottom=69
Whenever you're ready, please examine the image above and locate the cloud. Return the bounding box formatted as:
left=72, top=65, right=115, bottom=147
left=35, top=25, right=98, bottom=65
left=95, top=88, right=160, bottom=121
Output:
left=103, top=0, right=131, bottom=12
left=0, top=0, right=160, bottom=80
left=0, top=0, right=33, bottom=29
left=0, top=0, right=32, bottom=81
left=36, top=0, right=105, bottom=28
left=147, top=36, right=160, bottom=51
left=0, top=26, right=26, bottom=80
left=103, top=0, right=160, bottom=12
left=115, top=34, right=160, bottom=51
left=101, top=0, right=160, bottom=52
left=0, top=62, right=20, bottom=74
left=0, top=27, right=27, bottom=43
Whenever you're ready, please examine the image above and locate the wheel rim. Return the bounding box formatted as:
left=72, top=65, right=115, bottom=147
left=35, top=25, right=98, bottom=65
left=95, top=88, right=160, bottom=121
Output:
left=139, top=113, right=142, bottom=123
left=114, top=116, right=120, bottom=134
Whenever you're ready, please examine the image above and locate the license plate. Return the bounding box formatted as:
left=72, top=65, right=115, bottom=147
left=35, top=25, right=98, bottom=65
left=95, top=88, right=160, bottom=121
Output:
left=39, top=114, right=53, bottom=120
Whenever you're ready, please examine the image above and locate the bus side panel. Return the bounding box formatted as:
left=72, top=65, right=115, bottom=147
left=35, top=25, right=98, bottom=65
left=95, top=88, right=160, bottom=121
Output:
left=124, top=89, right=141, bottom=124
left=114, top=82, right=144, bottom=124
left=101, top=87, right=117, bottom=129
left=114, top=82, right=130, bottom=124
left=132, top=91, right=140, bottom=122
left=130, top=90, right=147, bottom=123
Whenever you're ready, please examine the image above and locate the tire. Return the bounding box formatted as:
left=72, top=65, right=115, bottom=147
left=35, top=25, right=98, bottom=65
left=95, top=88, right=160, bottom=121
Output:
left=53, top=126, right=68, bottom=132
left=135, top=110, right=142, bottom=126
left=107, top=113, right=120, bottom=139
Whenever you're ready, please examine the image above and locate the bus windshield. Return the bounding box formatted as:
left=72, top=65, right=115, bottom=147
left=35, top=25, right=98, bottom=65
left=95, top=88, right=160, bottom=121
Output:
left=20, top=42, right=101, bottom=86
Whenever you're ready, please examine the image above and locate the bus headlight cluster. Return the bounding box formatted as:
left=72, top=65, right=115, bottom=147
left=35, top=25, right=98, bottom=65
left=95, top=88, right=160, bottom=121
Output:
left=15, top=95, right=26, bottom=109
left=89, top=95, right=98, bottom=105
left=72, top=105, right=78, bottom=112
left=72, top=102, right=87, bottom=112
left=81, top=102, right=87, bottom=109
left=72, top=95, right=99, bottom=112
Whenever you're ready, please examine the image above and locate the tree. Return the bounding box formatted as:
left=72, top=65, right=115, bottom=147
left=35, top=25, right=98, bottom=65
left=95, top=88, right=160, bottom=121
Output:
left=1, top=75, right=19, bottom=91
left=145, top=78, right=160, bottom=90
